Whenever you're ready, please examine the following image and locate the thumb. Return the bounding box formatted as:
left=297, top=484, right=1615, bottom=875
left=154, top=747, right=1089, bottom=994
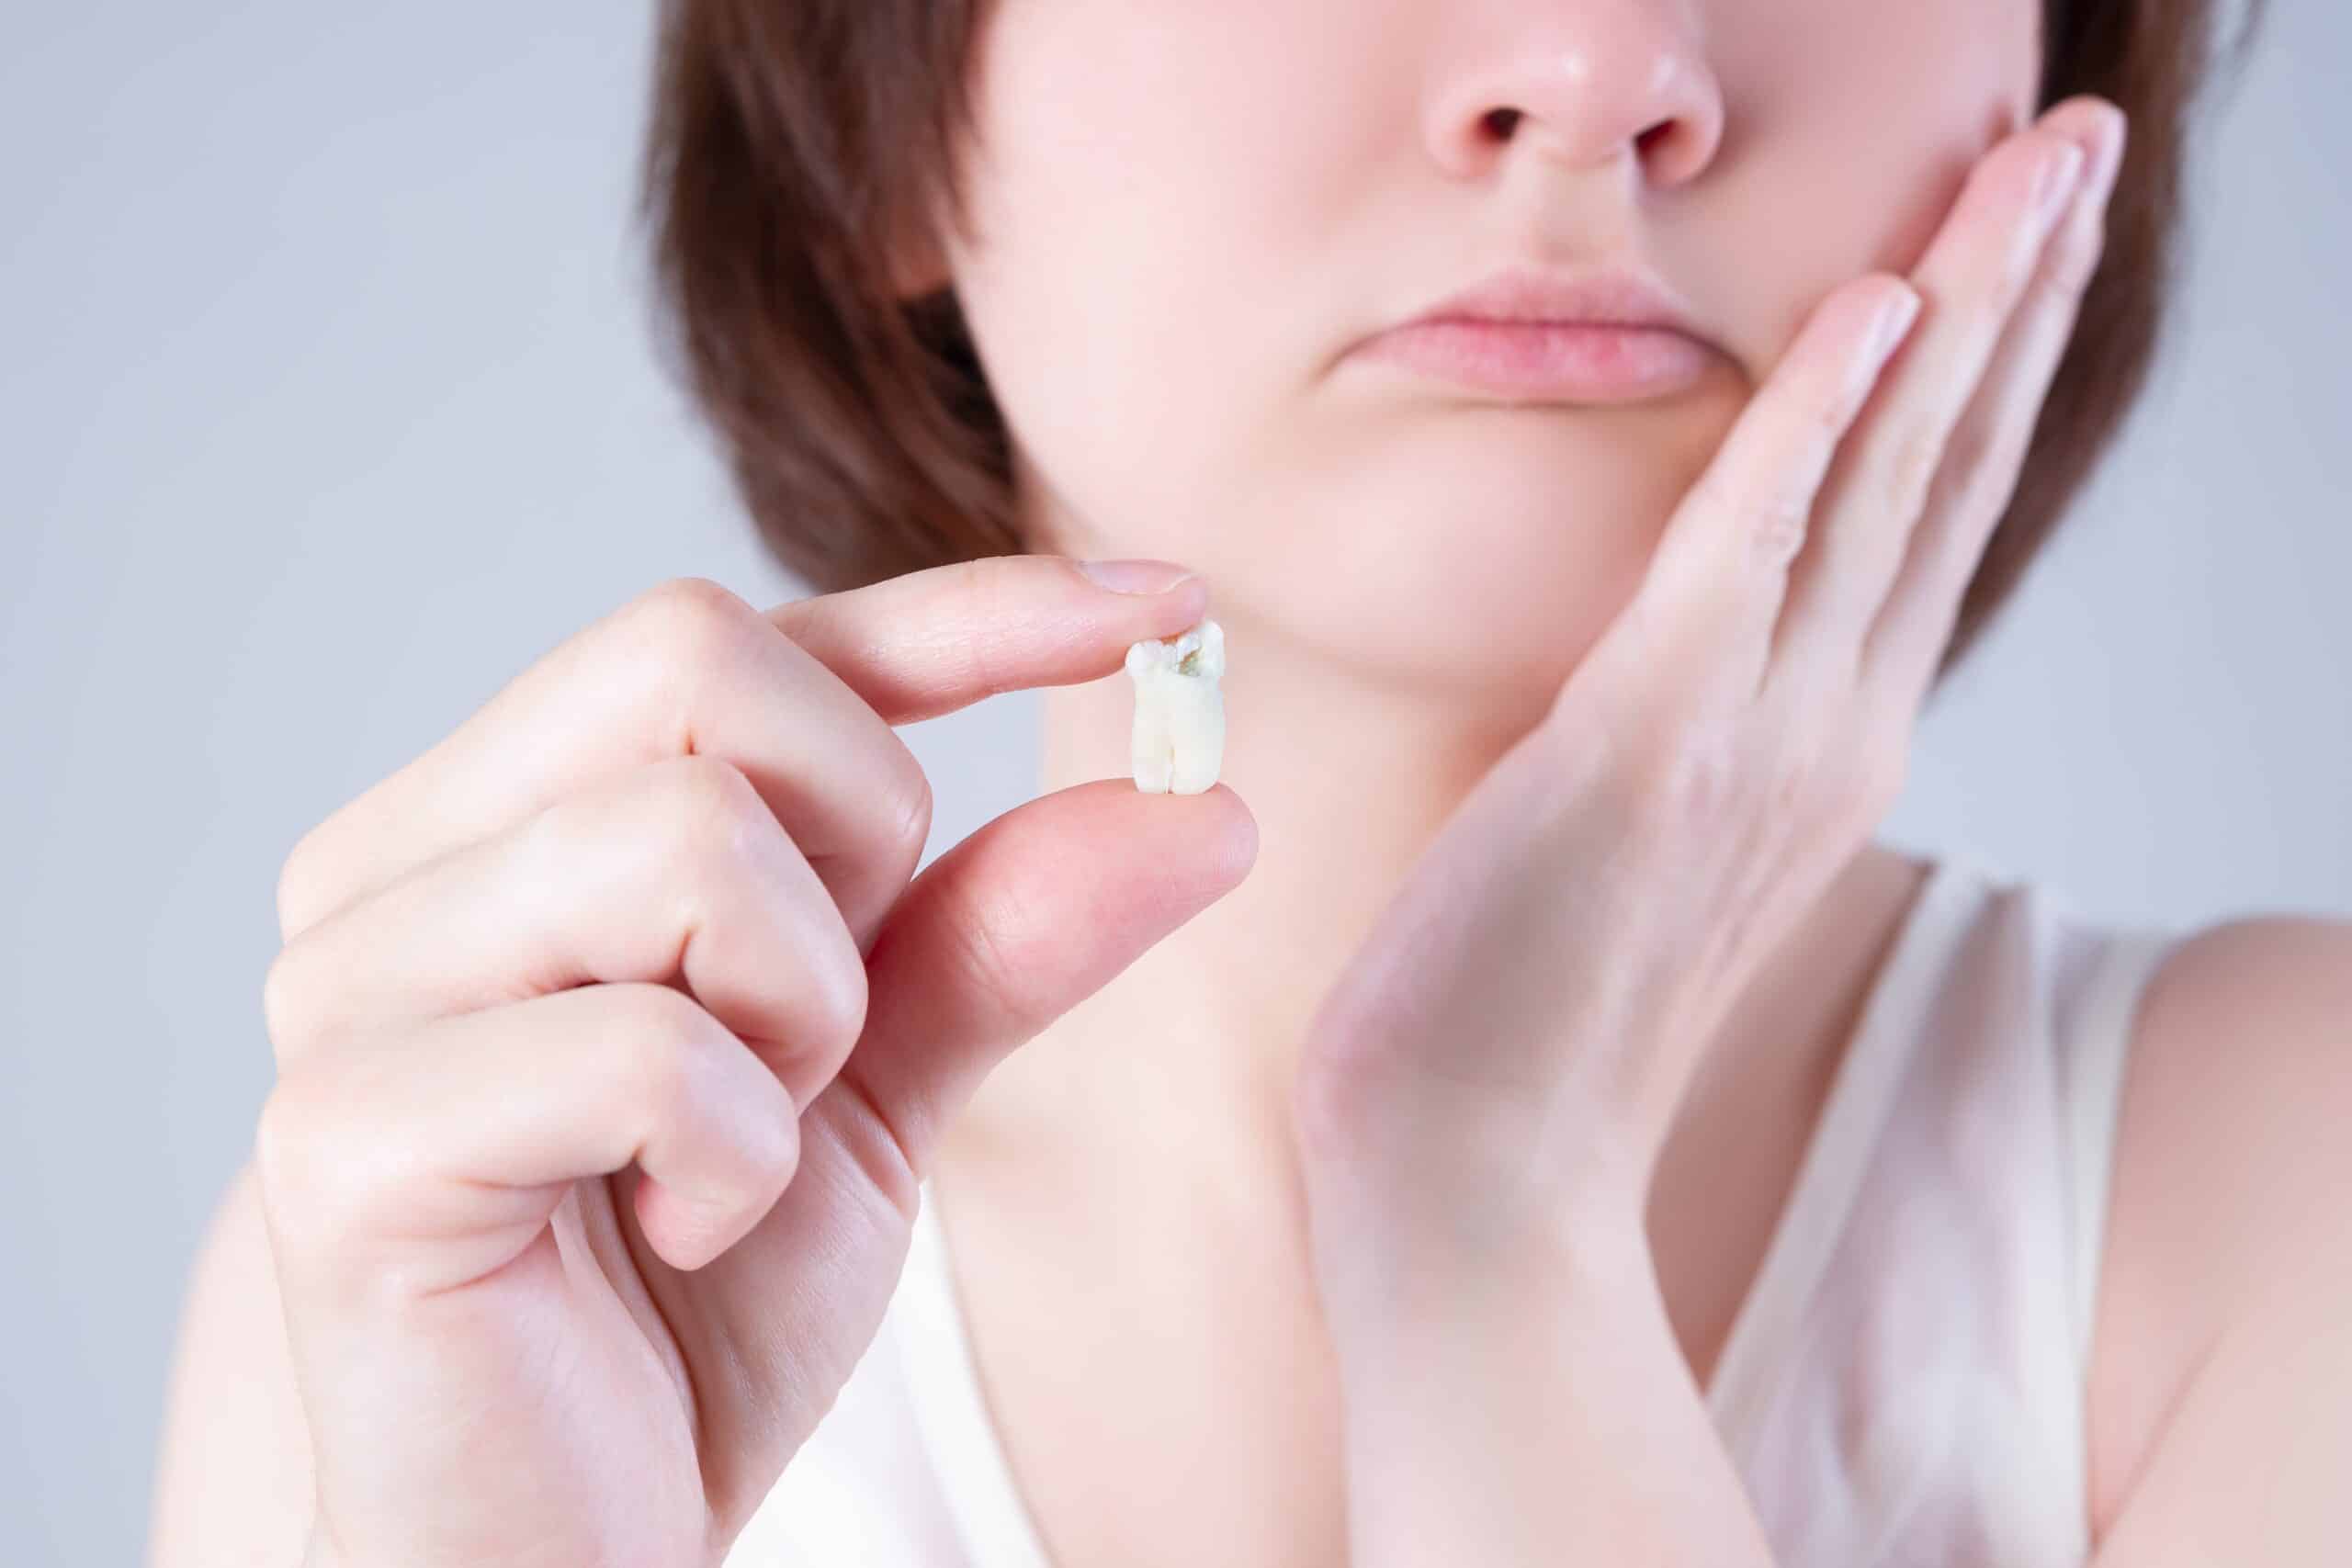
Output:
left=674, top=774, right=1255, bottom=1531
left=850, top=774, right=1258, bottom=1172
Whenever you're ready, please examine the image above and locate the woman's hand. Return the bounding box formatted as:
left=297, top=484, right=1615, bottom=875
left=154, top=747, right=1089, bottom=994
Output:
left=1290, top=96, right=2127, bottom=1335
left=254, top=560, right=1254, bottom=1568
left=1291, top=91, right=2127, bottom=1568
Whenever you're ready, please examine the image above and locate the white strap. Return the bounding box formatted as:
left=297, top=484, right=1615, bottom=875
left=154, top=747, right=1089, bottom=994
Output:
left=2062, top=926, right=2181, bottom=1371
left=894, top=1180, right=1059, bottom=1568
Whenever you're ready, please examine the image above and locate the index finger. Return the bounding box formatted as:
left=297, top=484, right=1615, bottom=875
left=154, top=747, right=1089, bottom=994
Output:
left=276, top=555, right=1208, bottom=953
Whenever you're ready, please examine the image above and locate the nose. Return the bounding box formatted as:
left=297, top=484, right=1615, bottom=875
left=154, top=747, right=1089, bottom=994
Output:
left=1425, top=2, right=1724, bottom=189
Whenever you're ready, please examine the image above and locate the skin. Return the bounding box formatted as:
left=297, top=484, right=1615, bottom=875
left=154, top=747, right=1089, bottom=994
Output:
left=148, top=2, right=2352, bottom=1565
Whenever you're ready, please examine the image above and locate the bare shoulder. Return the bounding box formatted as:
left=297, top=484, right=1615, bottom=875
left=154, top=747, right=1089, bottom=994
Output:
left=2085, top=909, right=2352, bottom=1541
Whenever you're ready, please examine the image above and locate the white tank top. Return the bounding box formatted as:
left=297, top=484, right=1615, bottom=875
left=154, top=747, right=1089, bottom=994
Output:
left=726, top=852, right=2183, bottom=1568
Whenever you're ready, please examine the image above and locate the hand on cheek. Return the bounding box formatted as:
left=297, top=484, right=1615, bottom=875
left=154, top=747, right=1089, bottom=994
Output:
left=1289, top=95, right=2130, bottom=1319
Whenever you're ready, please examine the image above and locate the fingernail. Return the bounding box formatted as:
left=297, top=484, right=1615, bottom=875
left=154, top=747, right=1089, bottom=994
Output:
left=2033, top=142, right=2086, bottom=220
left=1077, top=558, right=1198, bottom=594
left=1868, top=284, right=1922, bottom=363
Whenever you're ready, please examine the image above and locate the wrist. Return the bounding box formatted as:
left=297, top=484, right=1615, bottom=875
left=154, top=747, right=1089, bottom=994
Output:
left=1347, top=1233, right=1650, bottom=1358
left=1306, top=1174, right=1652, bottom=1352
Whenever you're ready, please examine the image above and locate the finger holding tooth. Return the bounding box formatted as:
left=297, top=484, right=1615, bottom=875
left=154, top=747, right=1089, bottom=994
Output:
left=1124, top=619, right=1226, bottom=794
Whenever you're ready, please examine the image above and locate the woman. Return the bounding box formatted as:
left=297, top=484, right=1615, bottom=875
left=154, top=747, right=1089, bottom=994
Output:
left=152, top=0, right=2342, bottom=1564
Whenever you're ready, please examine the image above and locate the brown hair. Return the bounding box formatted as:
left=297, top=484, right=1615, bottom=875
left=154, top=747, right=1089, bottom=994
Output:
left=636, top=0, right=2269, bottom=693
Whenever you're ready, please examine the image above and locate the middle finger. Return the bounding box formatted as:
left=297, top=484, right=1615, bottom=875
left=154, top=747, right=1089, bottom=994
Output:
left=263, top=753, right=871, bottom=1114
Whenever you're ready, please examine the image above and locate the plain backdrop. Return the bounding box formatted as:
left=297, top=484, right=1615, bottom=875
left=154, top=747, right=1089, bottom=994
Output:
left=2, top=3, right=2341, bottom=1562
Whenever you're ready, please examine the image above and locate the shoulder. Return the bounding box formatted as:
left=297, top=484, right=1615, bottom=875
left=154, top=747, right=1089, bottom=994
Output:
left=2086, top=909, right=2352, bottom=1537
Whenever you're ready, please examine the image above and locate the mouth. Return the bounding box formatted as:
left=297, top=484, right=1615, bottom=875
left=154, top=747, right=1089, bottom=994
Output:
left=1350, top=319, right=1716, bottom=403
left=1345, top=263, right=1721, bottom=404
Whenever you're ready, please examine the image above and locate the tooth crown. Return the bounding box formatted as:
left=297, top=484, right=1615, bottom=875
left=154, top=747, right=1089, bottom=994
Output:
left=1125, top=618, right=1226, bottom=795
left=1123, top=618, right=1225, bottom=681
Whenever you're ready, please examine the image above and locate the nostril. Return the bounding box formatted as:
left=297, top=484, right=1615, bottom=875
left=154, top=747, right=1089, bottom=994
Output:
left=1482, top=107, right=1523, bottom=141
left=1635, top=120, right=1674, bottom=157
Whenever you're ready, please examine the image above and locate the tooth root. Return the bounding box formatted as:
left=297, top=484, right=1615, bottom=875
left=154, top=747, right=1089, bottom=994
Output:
left=1124, top=618, right=1226, bottom=795
left=1163, top=690, right=1223, bottom=794
left=1133, top=703, right=1172, bottom=793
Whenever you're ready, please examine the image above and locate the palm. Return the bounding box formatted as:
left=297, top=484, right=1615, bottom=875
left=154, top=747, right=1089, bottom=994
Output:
left=302, top=1085, right=923, bottom=1568
left=311, top=1178, right=712, bottom=1568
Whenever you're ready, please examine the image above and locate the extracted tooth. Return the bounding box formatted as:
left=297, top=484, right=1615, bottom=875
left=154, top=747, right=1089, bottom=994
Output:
left=1124, top=618, right=1225, bottom=795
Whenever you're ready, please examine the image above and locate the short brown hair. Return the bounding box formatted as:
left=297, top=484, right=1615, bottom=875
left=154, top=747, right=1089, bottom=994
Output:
left=636, top=0, right=2269, bottom=693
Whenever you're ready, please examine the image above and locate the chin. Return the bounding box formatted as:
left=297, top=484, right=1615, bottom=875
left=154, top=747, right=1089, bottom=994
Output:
left=1202, top=525, right=1632, bottom=714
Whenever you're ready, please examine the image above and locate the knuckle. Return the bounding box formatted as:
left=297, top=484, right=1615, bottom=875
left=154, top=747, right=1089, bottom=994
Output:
left=637, top=574, right=757, bottom=644
left=769, top=880, right=872, bottom=1080
left=273, top=827, right=334, bottom=944
left=1787, top=399, right=1849, bottom=485
left=1629, top=721, right=1740, bottom=837
left=661, top=753, right=774, bottom=872
left=739, top=1077, right=802, bottom=1197
left=252, top=1071, right=341, bottom=1247
left=272, top=842, right=310, bottom=944
left=1709, top=470, right=1812, bottom=570
left=648, top=755, right=874, bottom=1071
left=259, top=945, right=311, bottom=1062
left=250, top=1077, right=311, bottom=1206
left=254, top=1060, right=409, bottom=1269
left=628, top=576, right=760, bottom=698
left=810, top=926, right=873, bottom=1064
left=1807, top=378, right=1860, bottom=443
left=1748, top=485, right=1812, bottom=569
left=617, top=983, right=728, bottom=1129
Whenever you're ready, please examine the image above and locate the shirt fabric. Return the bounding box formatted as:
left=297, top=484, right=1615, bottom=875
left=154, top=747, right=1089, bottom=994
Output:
left=725, top=851, right=2183, bottom=1568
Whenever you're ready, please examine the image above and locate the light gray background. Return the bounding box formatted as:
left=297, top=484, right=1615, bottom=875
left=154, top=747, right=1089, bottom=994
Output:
left=2, top=3, right=2340, bottom=1562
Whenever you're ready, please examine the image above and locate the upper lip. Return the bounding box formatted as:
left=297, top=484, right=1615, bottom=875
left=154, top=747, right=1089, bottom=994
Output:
left=1385, top=264, right=1708, bottom=343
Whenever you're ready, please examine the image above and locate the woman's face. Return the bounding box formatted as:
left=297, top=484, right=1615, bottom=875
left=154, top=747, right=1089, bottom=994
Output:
left=922, top=0, right=2041, bottom=703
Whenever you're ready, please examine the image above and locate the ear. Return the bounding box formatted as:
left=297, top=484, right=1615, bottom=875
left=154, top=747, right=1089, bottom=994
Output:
left=880, top=190, right=957, bottom=302
left=886, top=241, right=955, bottom=301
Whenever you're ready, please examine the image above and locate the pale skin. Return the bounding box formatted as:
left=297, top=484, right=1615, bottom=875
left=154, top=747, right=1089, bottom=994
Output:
left=151, top=4, right=2349, bottom=1567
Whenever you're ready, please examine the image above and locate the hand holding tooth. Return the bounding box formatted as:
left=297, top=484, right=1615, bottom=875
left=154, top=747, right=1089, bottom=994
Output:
left=243, top=557, right=1254, bottom=1568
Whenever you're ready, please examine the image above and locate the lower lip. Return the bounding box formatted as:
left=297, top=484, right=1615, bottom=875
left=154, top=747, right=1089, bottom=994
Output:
left=1351, top=319, right=1716, bottom=402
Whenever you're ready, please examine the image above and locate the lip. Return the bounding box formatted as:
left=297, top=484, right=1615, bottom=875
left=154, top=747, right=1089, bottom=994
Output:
left=1348, top=265, right=1719, bottom=403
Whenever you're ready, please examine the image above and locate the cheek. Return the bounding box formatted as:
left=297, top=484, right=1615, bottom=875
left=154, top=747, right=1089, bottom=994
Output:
left=1688, top=0, right=2041, bottom=366
left=933, top=0, right=2044, bottom=697
left=942, top=0, right=1377, bottom=544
